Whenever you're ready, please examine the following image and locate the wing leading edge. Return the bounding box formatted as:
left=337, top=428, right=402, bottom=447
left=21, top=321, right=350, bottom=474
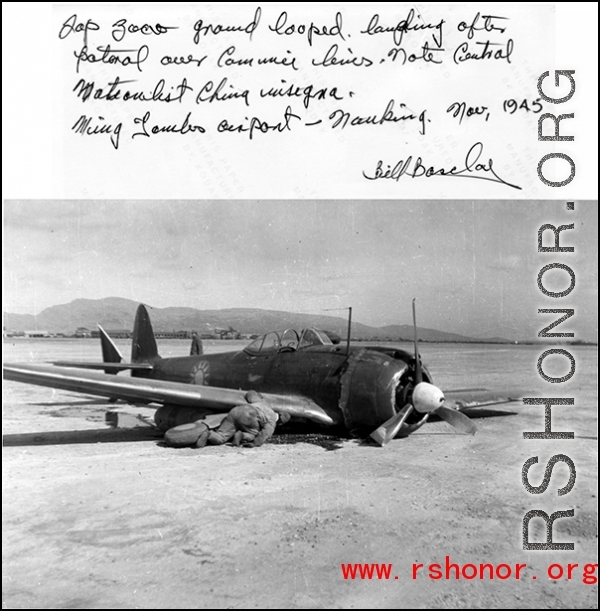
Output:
left=51, top=362, right=154, bottom=371
left=3, top=363, right=336, bottom=426
left=443, top=388, right=523, bottom=409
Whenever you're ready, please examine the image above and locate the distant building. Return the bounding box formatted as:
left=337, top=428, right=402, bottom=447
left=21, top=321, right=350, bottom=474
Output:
left=154, top=331, right=190, bottom=339
left=24, top=330, right=50, bottom=338
left=89, top=329, right=192, bottom=340
left=90, top=329, right=131, bottom=339
left=75, top=327, right=92, bottom=338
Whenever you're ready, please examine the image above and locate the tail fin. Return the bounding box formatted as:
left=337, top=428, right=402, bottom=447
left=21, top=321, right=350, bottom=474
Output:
left=98, top=324, right=124, bottom=375
left=52, top=318, right=154, bottom=376
left=131, top=304, right=159, bottom=364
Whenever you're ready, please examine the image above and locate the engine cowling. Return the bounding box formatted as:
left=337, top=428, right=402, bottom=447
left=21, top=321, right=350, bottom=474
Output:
left=338, top=349, right=430, bottom=435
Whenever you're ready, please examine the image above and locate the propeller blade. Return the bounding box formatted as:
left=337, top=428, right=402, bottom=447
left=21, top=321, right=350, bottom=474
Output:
left=436, top=405, right=478, bottom=435
left=370, top=404, right=414, bottom=446
left=412, top=298, right=422, bottom=384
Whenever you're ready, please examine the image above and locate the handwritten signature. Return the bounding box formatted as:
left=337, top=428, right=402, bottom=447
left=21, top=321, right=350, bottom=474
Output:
left=362, top=141, right=522, bottom=190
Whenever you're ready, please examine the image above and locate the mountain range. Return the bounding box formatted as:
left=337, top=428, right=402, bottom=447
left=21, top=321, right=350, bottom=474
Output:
left=3, top=297, right=509, bottom=343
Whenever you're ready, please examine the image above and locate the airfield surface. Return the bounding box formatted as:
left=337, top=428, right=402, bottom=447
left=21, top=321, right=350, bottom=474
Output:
left=3, top=339, right=598, bottom=609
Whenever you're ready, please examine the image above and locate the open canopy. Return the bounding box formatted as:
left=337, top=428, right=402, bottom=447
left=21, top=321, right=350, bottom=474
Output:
left=243, top=328, right=334, bottom=356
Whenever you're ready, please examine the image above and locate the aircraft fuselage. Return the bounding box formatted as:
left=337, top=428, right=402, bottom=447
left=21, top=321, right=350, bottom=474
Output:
left=143, top=344, right=429, bottom=433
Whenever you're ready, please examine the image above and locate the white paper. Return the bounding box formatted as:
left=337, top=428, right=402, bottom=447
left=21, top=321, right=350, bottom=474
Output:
left=3, top=2, right=598, bottom=199
left=2, top=4, right=598, bottom=610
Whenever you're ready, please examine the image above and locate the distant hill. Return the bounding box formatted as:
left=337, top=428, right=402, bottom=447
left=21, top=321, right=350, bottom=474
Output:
left=3, top=297, right=507, bottom=343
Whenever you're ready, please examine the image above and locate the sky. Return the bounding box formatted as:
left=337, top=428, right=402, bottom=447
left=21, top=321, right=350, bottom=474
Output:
left=3, top=200, right=597, bottom=341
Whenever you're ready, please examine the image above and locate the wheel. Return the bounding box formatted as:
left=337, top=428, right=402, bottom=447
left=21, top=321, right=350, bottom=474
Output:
left=164, top=421, right=208, bottom=448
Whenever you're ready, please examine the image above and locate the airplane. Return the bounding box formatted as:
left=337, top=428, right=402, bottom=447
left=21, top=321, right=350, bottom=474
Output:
left=3, top=301, right=519, bottom=446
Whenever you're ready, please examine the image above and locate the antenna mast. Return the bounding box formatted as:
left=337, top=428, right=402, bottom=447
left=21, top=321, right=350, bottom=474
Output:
left=346, top=307, right=352, bottom=355
left=323, top=306, right=353, bottom=355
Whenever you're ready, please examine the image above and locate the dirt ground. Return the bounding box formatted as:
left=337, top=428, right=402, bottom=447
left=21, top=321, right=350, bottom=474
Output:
left=2, top=343, right=598, bottom=609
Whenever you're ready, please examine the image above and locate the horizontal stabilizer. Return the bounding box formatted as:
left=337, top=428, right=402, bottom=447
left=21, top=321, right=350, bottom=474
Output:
left=98, top=324, right=123, bottom=374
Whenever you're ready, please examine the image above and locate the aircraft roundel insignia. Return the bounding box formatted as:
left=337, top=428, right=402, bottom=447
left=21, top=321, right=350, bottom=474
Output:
left=191, top=360, right=211, bottom=385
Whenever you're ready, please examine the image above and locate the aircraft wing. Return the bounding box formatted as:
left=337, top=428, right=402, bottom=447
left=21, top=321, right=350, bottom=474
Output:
left=3, top=363, right=336, bottom=426
left=51, top=361, right=154, bottom=371
left=443, top=388, right=523, bottom=409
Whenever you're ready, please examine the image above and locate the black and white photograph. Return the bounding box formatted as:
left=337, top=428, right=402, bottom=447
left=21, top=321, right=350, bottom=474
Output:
left=3, top=2, right=597, bottom=609
left=3, top=200, right=597, bottom=608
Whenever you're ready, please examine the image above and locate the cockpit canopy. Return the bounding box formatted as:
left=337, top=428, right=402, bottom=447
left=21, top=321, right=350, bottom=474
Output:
left=244, top=328, right=334, bottom=356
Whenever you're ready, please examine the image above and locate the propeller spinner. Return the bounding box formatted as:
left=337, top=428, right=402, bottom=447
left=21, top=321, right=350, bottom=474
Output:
left=370, top=299, right=477, bottom=446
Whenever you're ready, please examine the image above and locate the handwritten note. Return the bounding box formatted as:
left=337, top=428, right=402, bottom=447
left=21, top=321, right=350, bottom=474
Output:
left=6, top=3, right=596, bottom=198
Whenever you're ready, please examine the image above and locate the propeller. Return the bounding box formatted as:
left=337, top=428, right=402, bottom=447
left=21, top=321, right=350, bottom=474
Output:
left=370, top=299, right=477, bottom=446
left=369, top=404, right=414, bottom=446
left=412, top=298, right=423, bottom=385
left=436, top=405, right=478, bottom=434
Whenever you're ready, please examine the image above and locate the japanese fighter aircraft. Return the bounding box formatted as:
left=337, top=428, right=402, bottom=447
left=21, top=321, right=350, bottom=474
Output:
left=3, top=302, right=519, bottom=445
